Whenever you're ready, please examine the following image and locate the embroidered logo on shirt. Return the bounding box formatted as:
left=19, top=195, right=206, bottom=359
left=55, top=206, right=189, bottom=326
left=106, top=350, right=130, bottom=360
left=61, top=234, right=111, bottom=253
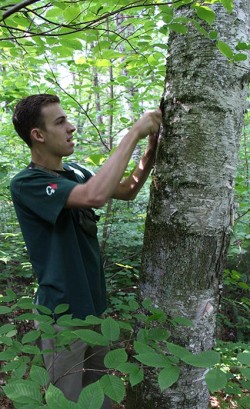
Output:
left=46, top=183, right=58, bottom=196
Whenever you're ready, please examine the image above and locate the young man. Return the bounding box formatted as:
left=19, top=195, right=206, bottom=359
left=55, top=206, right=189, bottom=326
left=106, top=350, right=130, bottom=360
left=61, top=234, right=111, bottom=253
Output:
left=10, top=94, right=162, bottom=407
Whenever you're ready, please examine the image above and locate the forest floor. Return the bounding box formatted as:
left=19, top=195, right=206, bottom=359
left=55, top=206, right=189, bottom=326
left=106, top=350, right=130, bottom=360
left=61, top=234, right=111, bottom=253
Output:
left=0, top=274, right=249, bottom=409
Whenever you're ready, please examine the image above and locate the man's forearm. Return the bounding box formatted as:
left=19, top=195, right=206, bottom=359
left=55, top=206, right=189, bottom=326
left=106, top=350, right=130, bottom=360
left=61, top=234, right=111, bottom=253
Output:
left=112, top=142, right=157, bottom=200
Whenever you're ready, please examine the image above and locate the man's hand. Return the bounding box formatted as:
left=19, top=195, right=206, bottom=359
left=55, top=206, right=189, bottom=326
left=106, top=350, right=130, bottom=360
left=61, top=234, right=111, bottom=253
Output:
left=131, top=109, right=162, bottom=140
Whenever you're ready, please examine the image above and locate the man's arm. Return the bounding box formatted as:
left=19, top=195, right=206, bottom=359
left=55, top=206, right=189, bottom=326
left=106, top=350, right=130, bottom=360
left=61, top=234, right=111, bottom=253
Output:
left=112, top=132, right=159, bottom=201
left=66, top=109, right=162, bottom=209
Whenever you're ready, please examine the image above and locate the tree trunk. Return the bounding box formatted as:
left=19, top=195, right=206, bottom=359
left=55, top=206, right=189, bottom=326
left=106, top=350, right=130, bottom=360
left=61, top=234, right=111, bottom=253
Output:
left=128, top=1, right=250, bottom=408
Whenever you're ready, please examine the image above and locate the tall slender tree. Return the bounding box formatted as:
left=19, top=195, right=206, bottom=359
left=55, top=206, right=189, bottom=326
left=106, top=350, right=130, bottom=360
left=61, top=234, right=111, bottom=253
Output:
left=128, top=1, right=250, bottom=408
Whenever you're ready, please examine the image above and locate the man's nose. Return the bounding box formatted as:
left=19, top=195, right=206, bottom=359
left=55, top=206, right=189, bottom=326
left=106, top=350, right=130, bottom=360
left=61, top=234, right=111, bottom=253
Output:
left=68, top=122, right=76, bottom=132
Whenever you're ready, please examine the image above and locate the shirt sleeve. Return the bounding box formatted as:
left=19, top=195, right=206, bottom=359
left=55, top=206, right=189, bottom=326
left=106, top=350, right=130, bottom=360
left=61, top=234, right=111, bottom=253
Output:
left=11, top=170, right=78, bottom=225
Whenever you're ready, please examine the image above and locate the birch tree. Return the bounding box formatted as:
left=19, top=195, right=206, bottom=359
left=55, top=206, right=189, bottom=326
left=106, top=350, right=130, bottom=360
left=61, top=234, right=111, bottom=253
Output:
left=128, top=1, right=250, bottom=408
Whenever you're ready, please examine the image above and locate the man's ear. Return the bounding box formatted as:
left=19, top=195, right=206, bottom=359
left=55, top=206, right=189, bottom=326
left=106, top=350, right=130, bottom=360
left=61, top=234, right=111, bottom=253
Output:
left=30, top=128, right=45, bottom=144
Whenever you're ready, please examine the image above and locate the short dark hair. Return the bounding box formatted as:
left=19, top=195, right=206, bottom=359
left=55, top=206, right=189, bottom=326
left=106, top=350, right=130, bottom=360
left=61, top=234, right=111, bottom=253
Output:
left=12, top=94, right=60, bottom=147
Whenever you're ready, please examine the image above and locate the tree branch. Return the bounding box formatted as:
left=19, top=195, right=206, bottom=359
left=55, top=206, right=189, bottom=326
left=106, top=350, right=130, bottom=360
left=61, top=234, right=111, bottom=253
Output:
left=2, top=0, right=41, bottom=20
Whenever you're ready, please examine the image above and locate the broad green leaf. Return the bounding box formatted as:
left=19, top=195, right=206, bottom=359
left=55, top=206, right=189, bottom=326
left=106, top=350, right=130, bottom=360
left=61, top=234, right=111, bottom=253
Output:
left=101, top=317, right=120, bottom=342
left=56, top=314, right=74, bottom=326
left=3, top=380, right=42, bottom=404
left=0, top=335, right=13, bottom=345
left=117, top=362, right=144, bottom=386
left=236, top=42, right=250, bottom=51
left=16, top=297, right=35, bottom=309
left=22, top=330, right=41, bottom=344
left=0, top=323, right=15, bottom=334
left=77, top=381, right=104, bottom=409
left=60, top=39, right=83, bottom=51
left=38, top=322, right=57, bottom=335
left=237, top=351, right=250, bottom=365
left=36, top=305, right=52, bottom=315
left=148, top=328, right=170, bottom=341
left=172, top=316, right=193, bottom=327
left=94, top=59, right=112, bottom=67
left=169, top=23, right=188, bottom=35
left=238, top=396, right=250, bottom=409
left=0, top=350, right=17, bottom=361
left=104, top=348, right=128, bottom=369
left=221, top=0, right=234, bottom=13
left=217, top=40, right=234, bottom=59
left=84, top=315, right=103, bottom=325
left=196, top=6, right=216, bottom=25
left=74, top=329, right=109, bottom=346
left=0, top=305, right=12, bottom=314
left=167, top=342, right=191, bottom=359
left=21, top=345, right=41, bottom=354
left=63, top=5, right=81, bottom=22
left=86, top=154, right=106, bottom=166
left=5, top=289, right=16, bottom=300
left=134, top=341, right=156, bottom=354
left=30, top=365, right=49, bottom=386
left=158, top=365, right=181, bottom=391
left=182, top=350, right=220, bottom=368
left=100, top=374, right=126, bottom=403
left=241, top=368, right=250, bottom=381
left=205, top=368, right=227, bottom=392
left=233, top=53, right=248, bottom=62
left=134, top=352, right=172, bottom=368
left=54, top=304, right=70, bottom=314
left=209, top=30, right=218, bottom=40
left=45, top=384, right=76, bottom=409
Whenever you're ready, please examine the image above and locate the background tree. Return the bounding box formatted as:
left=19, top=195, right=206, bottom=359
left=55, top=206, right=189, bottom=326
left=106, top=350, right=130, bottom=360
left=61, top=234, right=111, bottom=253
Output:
left=128, top=1, right=250, bottom=408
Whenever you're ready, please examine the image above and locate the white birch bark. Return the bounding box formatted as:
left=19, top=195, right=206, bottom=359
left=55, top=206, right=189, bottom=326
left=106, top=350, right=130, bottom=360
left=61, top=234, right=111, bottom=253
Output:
left=128, top=1, right=250, bottom=408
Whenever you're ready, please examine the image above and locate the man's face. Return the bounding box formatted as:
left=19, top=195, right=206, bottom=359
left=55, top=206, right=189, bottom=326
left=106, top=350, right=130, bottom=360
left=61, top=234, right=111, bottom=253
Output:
left=39, top=103, right=76, bottom=157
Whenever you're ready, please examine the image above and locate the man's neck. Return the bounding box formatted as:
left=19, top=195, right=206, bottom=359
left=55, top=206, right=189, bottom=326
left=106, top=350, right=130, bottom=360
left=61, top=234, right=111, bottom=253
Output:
left=31, top=153, right=64, bottom=171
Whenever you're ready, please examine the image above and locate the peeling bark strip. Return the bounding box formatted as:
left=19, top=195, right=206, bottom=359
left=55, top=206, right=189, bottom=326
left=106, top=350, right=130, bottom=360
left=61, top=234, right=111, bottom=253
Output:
left=129, top=1, right=250, bottom=408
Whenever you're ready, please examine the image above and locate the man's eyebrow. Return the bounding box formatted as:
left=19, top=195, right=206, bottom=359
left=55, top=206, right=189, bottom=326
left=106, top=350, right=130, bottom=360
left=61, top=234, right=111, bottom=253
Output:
left=54, top=115, right=67, bottom=122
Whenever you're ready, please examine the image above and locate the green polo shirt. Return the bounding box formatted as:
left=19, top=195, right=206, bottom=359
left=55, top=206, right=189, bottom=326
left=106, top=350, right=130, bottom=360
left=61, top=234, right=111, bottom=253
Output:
left=10, top=162, right=107, bottom=319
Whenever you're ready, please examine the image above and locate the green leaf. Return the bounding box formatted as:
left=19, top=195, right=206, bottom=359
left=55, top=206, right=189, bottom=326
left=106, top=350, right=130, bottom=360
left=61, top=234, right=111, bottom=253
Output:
left=241, top=368, right=250, bottom=381
left=134, top=352, right=171, bottom=368
left=236, top=42, right=250, bottom=51
left=117, top=362, right=144, bottom=386
left=30, top=365, right=49, bottom=386
left=100, top=374, right=126, bottom=403
left=21, top=345, right=41, bottom=354
left=167, top=342, right=191, bottom=359
left=104, top=348, right=127, bottom=369
left=172, top=316, right=193, bottom=327
left=158, top=365, right=181, bottom=391
left=45, top=384, right=76, bottom=409
left=217, top=40, right=234, bottom=59
left=168, top=23, right=187, bottom=35
left=54, top=304, right=70, bottom=314
left=74, top=329, right=109, bottom=346
left=0, top=323, right=16, bottom=334
left=205, top=368, right=227, bottom=392
left=0, top=305, right=13, bottom=314
left=196, top=6, right=215, bottom=25
left=148, top=328, right=170, bottom=341
left=0, top=350, right=17, bottom=361
left=101, top=317, right=120, bottom=342
left=233, top=53, right=248, bottom=62
left=3, top=380, right=42, bottom=404
left=182, top=350, right=220, bottom=368
left=220, top=0, right=234, bottom=13
left=237, top=351, right=250, bottom=365
left=209, top=30, right=218, bottom=40
left=77, top=381, right=104, bottom=409
left=22, top=330, right=41, bottom=344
